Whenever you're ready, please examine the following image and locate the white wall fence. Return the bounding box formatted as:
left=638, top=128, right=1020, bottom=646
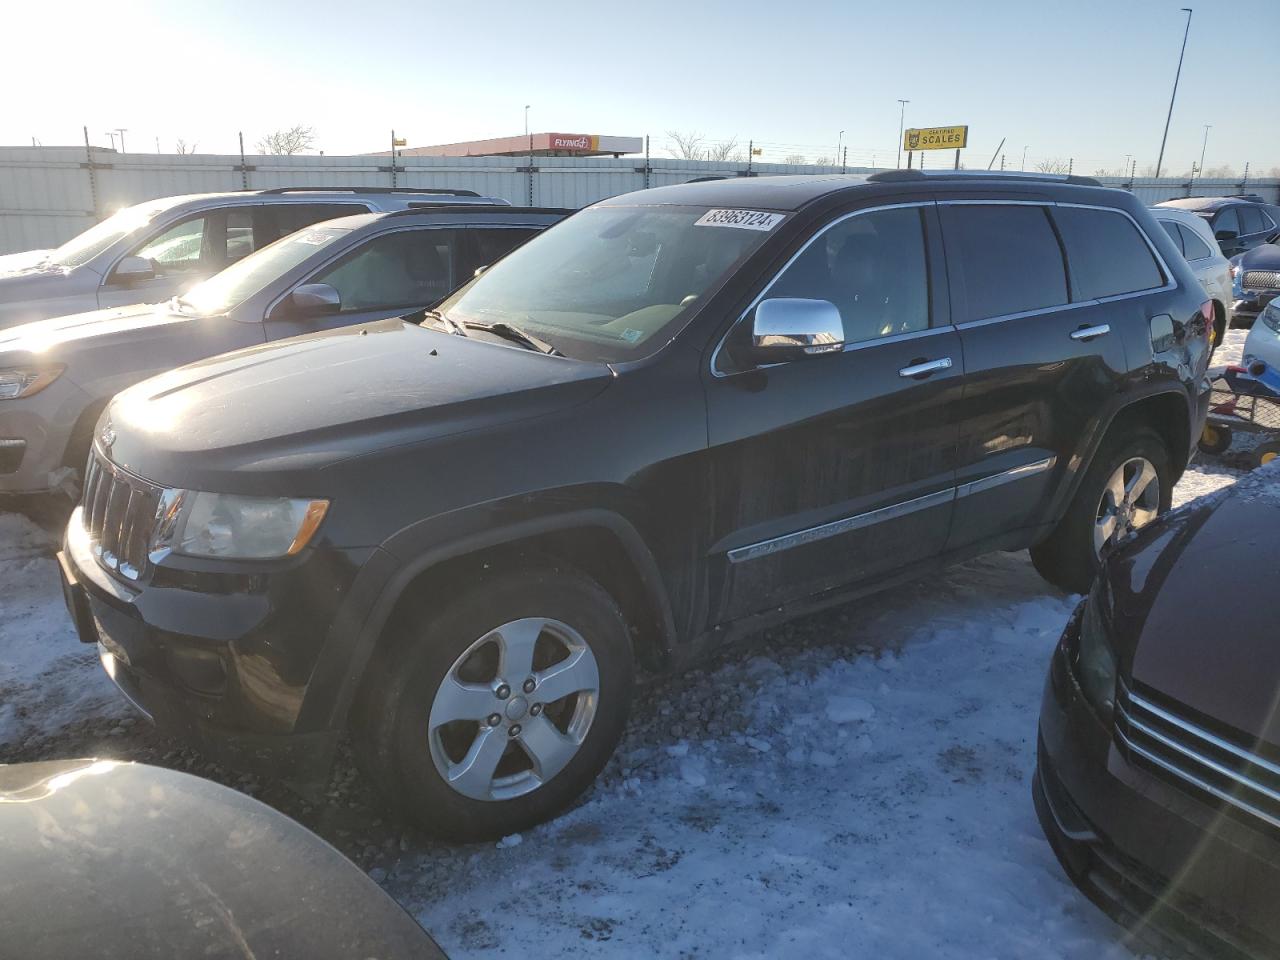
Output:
left=2, top=145, right=1277, bottom=255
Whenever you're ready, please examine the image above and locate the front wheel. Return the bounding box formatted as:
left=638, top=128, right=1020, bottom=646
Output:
left=352, top=565, right=634, bottom=841
left=1031, top=427, right=1172, bottom=593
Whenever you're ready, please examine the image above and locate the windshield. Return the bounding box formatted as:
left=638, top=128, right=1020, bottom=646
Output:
left=179, top=225, right=353, bottom=316
left=437, top=204, right=781, bottom=362
left=49, top=200, right=176, bottom=268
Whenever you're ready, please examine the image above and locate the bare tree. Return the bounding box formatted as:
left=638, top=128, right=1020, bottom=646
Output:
left=704, top=137, right=741, bottom=163
left=1200, top=164, right=1237, bottom=179
left=256, top=125, right=316, bottom=155
left=666, top=130, right=706, bottom=160
left=1035, top=157, right=1070, bottom=174
left=814, top=155, right=833, bottom=167
left=174, top=139, right=198, bottom=155
left=783, top=153, right=807, bottom=165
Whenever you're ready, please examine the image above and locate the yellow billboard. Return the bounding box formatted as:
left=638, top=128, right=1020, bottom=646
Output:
left=903, top=126, right=968, bottom=151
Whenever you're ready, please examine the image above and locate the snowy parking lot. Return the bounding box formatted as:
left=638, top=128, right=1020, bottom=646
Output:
left=0, top=332, right=1254, bottom=958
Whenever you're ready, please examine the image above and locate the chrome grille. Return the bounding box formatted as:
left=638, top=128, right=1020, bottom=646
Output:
left=1242, top=270, right=1280, bottom=291
left=80, top=450, right=161, bottom=581
left=1115, top=679, right=1280, bottom=831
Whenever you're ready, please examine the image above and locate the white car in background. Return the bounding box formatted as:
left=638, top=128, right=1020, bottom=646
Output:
left=1151, top=206, right=1233, bottom=350
left=1244, top=299, right=1280, bottom=372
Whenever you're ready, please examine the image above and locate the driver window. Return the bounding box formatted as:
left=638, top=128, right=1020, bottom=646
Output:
left=310, top=229, right=458, bottom=312
left=132, top=216, right=208, bottom=276
left=768, top=207, right=929, bottom=344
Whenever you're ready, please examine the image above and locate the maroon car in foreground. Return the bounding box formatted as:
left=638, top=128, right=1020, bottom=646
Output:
left=1036, top=463, right=1280, bottom=958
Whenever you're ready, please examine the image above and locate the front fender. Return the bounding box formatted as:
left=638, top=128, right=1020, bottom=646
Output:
left=301, top=497, right=677, bottom=733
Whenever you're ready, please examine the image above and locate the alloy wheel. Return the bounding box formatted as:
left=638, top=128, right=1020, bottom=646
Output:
left=428, top=617, right=600, bottom=801
left=1093, top=456, right=1161, bottom=556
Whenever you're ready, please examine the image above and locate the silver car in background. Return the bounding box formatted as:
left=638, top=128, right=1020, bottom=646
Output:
left=1151, top=206, right=1233, bottom=350
left=0, top=187, right=508, bottom=330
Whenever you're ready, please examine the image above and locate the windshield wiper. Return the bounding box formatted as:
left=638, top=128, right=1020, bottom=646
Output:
left=422, top=309, right=468, bottom=338
left=463, top=321, right=563, bottom=356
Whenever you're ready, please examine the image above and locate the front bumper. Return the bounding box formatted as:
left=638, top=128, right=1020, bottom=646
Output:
left=0, top=378, right=91, bottom=494
left=59, top=505, right=384, bottom=782
left=1035, top=620, right=1280, bottom=958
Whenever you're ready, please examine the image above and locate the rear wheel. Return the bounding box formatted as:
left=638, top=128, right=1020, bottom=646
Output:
left=352, top=565, right=634, bottom=840
left=1031, top=427, right=1172, bottom=593
left=1197, top=422, right=1233, bottom=456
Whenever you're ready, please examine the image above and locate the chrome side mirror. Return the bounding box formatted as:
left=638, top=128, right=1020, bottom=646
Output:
left=751, top=298, right=845, bottom=361
left=111, top=256, right=155, bottom=284
left=285, top=283, right=342, bottom=317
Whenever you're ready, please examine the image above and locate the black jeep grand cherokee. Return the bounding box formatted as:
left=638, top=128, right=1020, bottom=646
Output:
left=60, top=171, right=1213, bottom=839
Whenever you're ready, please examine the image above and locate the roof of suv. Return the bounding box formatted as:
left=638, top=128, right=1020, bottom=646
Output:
left=1157, top=197, right=1249, bottom=212
left=315, top=204, right=572, bottom=232
left=140, top=187, right=512, bottom=215
left=599, top=170, right=1109, bottom=212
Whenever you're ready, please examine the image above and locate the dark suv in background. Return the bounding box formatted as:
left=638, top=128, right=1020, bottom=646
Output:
left=1155, top=195, right=1280, bottom=259
left=59, top=172, right=1212, bottom=839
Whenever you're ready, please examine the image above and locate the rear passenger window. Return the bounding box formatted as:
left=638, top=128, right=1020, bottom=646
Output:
left=768, top=206, right=929, bottom=343
left=1157, top=220, right=1184, bottom=254
left=1052, top=207, right=1164, bottom=300
left=1178, top=224, right=1213, bottom=261
left=1214, top=208, right=1240, bottom=237
left=1239, top=206, right=1266, bottom=235
left=939, top=205, right=1067, bottom=322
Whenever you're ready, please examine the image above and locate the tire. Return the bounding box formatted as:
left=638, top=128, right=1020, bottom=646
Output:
left=1197, top=422, right=1233, bottom=456
left=1031, top=426, right=1173, bottom=594
left=1253, top=441, right=1280, bottom=469
left=352, top=564, right=634, bottom=841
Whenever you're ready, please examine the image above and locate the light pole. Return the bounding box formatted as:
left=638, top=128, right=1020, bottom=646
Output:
left=104, top=131, right=118, bottom=151
left=1021, top=145, right=1028, bottom=171
left=114, top=128, right=128, bottom=153
left=1198, top=124, right=1211, bottom=178
left=837, top=130, right=844, bottom=167
left=895, top=99, right=909, bottom=168
left=524, top=105, right=531, bottom=137
left=1155, top=7, right=1193, bottom=179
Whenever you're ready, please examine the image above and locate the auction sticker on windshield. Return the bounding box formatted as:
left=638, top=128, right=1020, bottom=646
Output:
left=695, top=209, right=785, bottom=231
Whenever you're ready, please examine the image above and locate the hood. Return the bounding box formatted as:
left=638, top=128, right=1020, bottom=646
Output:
left=105, top=317, right=613, bottom=491
left=0, top=759, right=445, bottom=960
left=1238, top=242, right=1280, bottom=271
left=0, top=249, right=58, bottom=278
left=1114, top=465, right=1280, bottom=744
left=0, top=302, right=189, bottom=358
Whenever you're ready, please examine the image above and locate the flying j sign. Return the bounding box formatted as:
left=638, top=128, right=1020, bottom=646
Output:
left=903, top=126, right=968, bottom=151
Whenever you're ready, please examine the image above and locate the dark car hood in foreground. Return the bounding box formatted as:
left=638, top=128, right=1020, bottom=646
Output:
left=0, top=759, right=445, bottom=960
left=105, top=317, right=613, bottom=491
left=1235, top=242, right=1280, bottom=272
left=1113, top=466, right=1280, bottom=743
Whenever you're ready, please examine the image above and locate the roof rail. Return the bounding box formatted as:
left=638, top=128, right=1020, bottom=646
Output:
left=381, top=204, right=574, bottom=219
left=685, top=175, right=728, bottom=183
left=866, top=169, right=1104, bottom=188
left=254, top=186, right=482, bottom=197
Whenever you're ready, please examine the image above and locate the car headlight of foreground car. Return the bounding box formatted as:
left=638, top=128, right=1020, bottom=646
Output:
left=0, top=366, right=64, bottom=400
left=1075, top=583, right=1117, bottom=716
left=149, top=490, right=329, bottom=560
left=1263, top=301, right=1280, bottom=334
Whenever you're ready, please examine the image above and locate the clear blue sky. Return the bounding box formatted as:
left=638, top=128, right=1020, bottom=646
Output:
left=3, top=0, right=1276, bottom=175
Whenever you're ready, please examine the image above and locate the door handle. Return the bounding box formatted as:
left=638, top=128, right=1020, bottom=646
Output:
left=1070, top=323, right=1111, bottom=341
left=898, top=357, right=953, bottom=379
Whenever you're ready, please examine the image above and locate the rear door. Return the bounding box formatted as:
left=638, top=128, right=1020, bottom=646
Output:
left=703, top=202, right=963, bottom=621
left=1237, top=204, right=1275, bottom=255
left=940, top=201, right=1140, bottom=550
left=1211, top=207, right=1243, bottom=257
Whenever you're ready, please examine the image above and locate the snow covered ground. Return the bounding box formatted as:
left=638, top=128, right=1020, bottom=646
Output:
left=0, top=327, right=1258, bottom=958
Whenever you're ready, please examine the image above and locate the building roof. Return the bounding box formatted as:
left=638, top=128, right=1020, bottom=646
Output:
left=381, top=133, right=643, bottom=158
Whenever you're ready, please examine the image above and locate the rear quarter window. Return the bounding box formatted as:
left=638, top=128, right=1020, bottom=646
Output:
left=1051, top=206, right=1165, bottom=300
left=1178, top=223, right=1214, bottom=261
left=939, top=204, right=1068, bottom=322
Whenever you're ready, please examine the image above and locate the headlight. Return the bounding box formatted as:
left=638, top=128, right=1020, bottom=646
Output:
left=149, top=490, right=329, bottom=560
left=1076, top=585, right=1117, bottom=715
left=0, top=366, right=63, bottom=400
left=1263, top=302, right=1280, bottom=334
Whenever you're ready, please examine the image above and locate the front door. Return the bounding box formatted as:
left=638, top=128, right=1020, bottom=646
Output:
left=703, top=203, right=963, bottom=622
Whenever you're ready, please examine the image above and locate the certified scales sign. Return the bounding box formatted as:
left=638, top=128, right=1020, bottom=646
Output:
left=903, top=126, right=969, bottom=151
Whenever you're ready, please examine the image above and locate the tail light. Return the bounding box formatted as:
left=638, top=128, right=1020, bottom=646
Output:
left=1200, top=300, right=1215, bottom=343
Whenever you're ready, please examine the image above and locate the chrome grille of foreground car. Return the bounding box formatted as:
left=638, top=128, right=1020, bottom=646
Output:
left=1114, top=679, right=1280, bottom=831
left=1242, top=270, right=1280, bottom=291
left=81, top=451, right=161, bottom=581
